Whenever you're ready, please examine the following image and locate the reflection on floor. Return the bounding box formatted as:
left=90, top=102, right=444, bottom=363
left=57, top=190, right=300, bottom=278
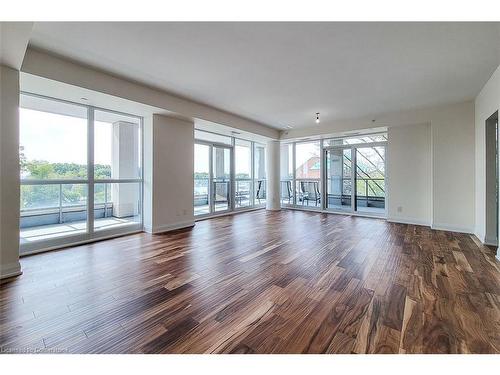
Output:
left=20, top=216, right=141, bottom=244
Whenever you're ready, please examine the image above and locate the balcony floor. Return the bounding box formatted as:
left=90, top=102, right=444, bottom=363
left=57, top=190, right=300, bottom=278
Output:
left=20, top=216, right=141, bottom=245
left=194, top=202, right=231, bottom=216
left=194, top=198, right=266, bottom=216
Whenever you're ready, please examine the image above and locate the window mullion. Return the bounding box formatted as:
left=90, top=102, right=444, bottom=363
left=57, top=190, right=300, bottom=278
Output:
left=87, top=107, right=95, bottom=235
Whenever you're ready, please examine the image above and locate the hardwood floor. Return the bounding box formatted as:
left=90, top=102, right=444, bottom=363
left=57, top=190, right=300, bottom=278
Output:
left=1, top=209, right=499, bottom=354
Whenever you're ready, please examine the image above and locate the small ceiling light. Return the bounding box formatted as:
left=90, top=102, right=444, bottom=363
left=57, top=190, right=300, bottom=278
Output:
left=315, top=112, right=320, bottom=124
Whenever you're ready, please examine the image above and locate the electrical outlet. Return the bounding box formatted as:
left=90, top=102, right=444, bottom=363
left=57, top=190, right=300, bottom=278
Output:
left=397, top=206, right=403, bottom=213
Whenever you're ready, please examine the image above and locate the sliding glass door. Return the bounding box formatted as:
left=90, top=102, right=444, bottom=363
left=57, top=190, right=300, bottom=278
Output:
left=325, top=147, right=352, bottom=211
left=19, top=93, right=143, bottom=254
left=194, top=130, right=266, bottom=217
left=194, top=141, right=232, bottom=216
left=235, top=139, right=252, bottom=209
left=194, top=144, right=211, bottom=215
left=324, top=142, right=386, bottom=216
left=212, top=146, right=232, bottom=212
left=354, top=146, right=386, bottom=214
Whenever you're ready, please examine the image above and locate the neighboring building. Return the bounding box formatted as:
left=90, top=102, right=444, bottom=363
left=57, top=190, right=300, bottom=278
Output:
left=296, top=156, right=320, bottom=179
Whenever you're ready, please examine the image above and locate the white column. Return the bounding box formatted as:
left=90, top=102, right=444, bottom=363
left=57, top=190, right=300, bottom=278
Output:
left=266, top=140, right=281, bottom=211
left=0, top=66, right=21, bottom=279
left=148, top=114, right=195, bottom=233
left=111, top=121, right=139, bottom=218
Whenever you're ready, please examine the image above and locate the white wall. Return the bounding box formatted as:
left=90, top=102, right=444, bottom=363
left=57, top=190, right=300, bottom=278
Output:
left=387, top=123, right=432, bottom=226
left=431, top=101, right=475, bottom=233
left=474, top=65, right=500, bottom=244
left=0, top=65, right=21, bottom=279
left=283, top=101, right=476, bottom=233
left=145, top=114, right=195, bottom=233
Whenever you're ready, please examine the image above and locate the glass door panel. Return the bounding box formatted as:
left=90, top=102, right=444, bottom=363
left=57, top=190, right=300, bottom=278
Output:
left=325, top=148, right=352, bottom=211
left=254, top=143, right=266, bottom=206
left=355, top=146, right=386, bottom=214
left=194, top=144, right=210, bottom=216
left=94, top=182, right=141, bottom=231
left=235, top=139, right=252, bottom=208
left=212, top=146, right=231, bottom=212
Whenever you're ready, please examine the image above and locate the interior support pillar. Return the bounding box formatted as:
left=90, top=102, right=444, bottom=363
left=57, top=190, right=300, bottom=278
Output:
left=266, top=140, right=281, bottom=211
left=0, top=65, right=21, bottom=279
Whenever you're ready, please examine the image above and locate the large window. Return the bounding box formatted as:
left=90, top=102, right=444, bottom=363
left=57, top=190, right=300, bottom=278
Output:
left=93, top=109, right=142, bottom=231
left=19, top=93, right=143, bottom=253
left=194, top=130, right=266, bottom=217
left=194, top=144, right=211, bottom=215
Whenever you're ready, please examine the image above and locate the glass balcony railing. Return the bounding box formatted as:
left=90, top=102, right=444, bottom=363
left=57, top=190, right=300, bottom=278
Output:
left=280, top=178, right=385, bottom=211
left=194, top=178, right=266, bottom=215
left=20, top=180, right=141, bottom=245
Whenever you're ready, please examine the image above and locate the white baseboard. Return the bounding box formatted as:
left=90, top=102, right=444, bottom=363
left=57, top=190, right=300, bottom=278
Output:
left=0, top=261, right=22, bottom=280
left=386, top=216, right=430, bottom=227
left=151, top=220, right=195, bottom=234
left=483, top=235, right=498, bottom=246
left=431, top=223, right=474, bottom=234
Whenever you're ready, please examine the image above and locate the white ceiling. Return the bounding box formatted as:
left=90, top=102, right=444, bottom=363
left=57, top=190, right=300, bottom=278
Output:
left=28, top=22, right=500, bottom=130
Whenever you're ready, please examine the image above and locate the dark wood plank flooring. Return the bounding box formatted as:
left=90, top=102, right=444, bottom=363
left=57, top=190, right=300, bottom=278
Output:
left=1, top=210, right=499, bottom=353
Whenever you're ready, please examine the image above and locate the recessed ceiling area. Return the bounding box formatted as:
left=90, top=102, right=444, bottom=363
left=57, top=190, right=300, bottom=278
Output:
left=27, top=22, right=500, bottom=130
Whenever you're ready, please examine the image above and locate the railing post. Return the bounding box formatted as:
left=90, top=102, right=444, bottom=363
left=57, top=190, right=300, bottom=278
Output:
left=365, top=180, right=368, bottom=206
left=59, top=183, right=63, bottom=224
left=104, top=183, right=108, bottom=218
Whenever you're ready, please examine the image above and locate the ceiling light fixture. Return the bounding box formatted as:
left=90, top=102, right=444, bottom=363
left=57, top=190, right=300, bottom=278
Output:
left=315, top=112, right=320, bottom=124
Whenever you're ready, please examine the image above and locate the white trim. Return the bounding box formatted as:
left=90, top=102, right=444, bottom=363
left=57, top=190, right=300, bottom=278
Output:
left=150, top=221, right=195, bottom=234
left=0, top=261, right=22, bottom=280
left=20, top=228, right=143, bottom=256
left=387, top=216, right=431, bottom=227
left=283, top=206, right=386, bottom=220
left=431, top=223, right=474, bottom=234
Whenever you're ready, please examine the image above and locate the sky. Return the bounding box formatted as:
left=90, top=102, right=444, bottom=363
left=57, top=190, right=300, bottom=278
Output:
left=194, top=143, right=251, bottom=175
left=21, top=108, right=119, bottom=165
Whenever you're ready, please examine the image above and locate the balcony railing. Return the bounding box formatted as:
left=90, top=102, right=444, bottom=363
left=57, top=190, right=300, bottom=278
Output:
left=280, top=178, right=385, bottom=208
left=19, top=180, right=128, bottom=229
left=194, top=178, right=266, bottom=208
